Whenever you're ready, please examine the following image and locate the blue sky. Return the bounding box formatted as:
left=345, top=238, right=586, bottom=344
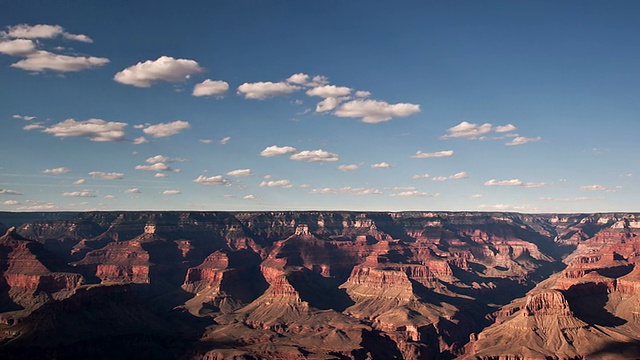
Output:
left=0, top=1, right=638, bottom=212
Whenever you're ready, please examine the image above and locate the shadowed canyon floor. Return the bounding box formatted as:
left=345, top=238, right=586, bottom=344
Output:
left=0, top=211, right=639, bottom=359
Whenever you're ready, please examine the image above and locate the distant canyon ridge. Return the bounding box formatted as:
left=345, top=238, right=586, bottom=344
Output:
left=0, top=211, right=639, bottom=359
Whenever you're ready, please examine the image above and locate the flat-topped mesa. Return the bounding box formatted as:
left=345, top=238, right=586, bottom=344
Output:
left=616, top=264, right=640, bottom=294
left=524, top=290, right=573, bottom=317
left=74, top=241, right=150, bottom=284
left=341, top=265, right=415, bottom=302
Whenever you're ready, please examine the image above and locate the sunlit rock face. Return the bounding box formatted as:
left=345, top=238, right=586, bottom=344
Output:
left=0, top=211, right=640, bottom=359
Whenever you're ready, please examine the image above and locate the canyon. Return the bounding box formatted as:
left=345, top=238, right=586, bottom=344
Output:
left=0, top=211, right=638, bottom=359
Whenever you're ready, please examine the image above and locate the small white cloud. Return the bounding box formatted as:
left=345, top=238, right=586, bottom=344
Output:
left=471, top=194, right=483, bottom=198
left=42, top=118, right=127, bottom=142
left=114, top=56, right=204, bottom=87
left=540, top=196, right=603, bottom=202
left=192, top=79, right=229, bottom=97
left=259, top=179, right=292, bottom=188
left=88, top=171, right=124, bottom=180
left=385, top=186, right=416, bottom=191
left=431, top=176, right=448, bottom=182
left=219, top=136, right=231, bottom=145
left=145, top=155, right=184, bottom=164
left=260, top=145, right=297, bottom=157
left=17, top=203, right=61, bottom=211
left=449, top=171, right=469, bottom=179
left=243, top=194, right=257, bottom=200
left=6, top=24, right=92, bottom=42
left=23, top=123, right=45, bottom=131
left=410, top=150, right=454, bottom=158
left=124, top=188, right=141, bottom=193
left=286, top=73, right=310, bottom=85
left=193, top=175, right=232, bottom=186
left=494, top=124, right=517, bottom=133
left=13, top=114, right=36, bottom=121
left=161, top=190, right=181, bottom=195
left=237, top=81, right=300, bottom=99
left=42, top=167, right=70, bottom=174
left=334, top=99, right=420, bottom=123
left=389, top=191, right=439, bottom=197
left=306, top=85, right=352, bottom=98
left=226, top=169, right=253, bottom=177
left=315, top=97, right=341, bottom=113
left=104, top=195, right=116, bottom=199
left=11, top=51, right=108, bottom=72
left=135, top=163, right=179, bottom=173
left=154, top=173, right=167, bottom=178
left=338, top=164, right=360, bottom=172
left=290, top=149, right=339, bottom=162
left=484, top=179, right=523, bottom=186
left=263, top=175, right=272, bottom=179
left=299, top=184, right=311, bottom=188
left=199, top=139, right=213, bottom=144
left=371, top=162, right=394, bottom=168
left=580, top=184, right=616, bottom=192
left=0, top=189, right=22, bottom=195
left=133, top=136, right=148, bottom=145
left=412, top=173, right=430, bottom=179
left=478, top=204, right=513, bottom=210
left=442, top=121, right=493, bottom=139
left=522, top=182, right=547, bottom=188
left=355, top=90, right=371, bottom=98
left=62, top=190, right=96, bottom=197
left=143, top=120, right=190, bottom=138
left=73, top=179, right=86, bottom=185
left=505, top=136, right=541, bottom=146
left=2, top=200, right=19, bottom=205
left=0, top=39, right=36, bottom=56
left=309, top=187, right=381, bottom=195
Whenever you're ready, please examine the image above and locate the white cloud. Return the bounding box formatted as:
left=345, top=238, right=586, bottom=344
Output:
left=505, top=136, right=541, bottom=146
left=42, top=118, right=127, bottom=142
left=2, top=200, right=19, bottom=205
left=478, top=204, right=513, bottom=210
left=411, top=150, right=454, bottom=158
left=11, top=51, right=109, bottom=72
left=580, top=184, right=616, bottom=192
left=442, top=121, right=493, bottom=139
left=135, top=163, right=178, bottom=172
left=154, top=173, right=167, bottom=178
left=89, top=171, right=124, bottom=180
left=23, top=123, right=45, bottom=131
left=285, top=73, right=328, bottom=87
left=0, top=189, right=22, bottom=195
left=114, top=56, right=204, bottom=87
left=193, top=175, right=232, bottom=186
left=243, top=194, right=257, bottom=200
left=389, top=191, right=439, bottom=197
left=338, top=164, right=360, bottom=172
left=6, top=24, right=92, bottom=42
left=124, top=188, right=141, bottom=193
left=145, top=155, right=184, bottom=164
left=13, top=114, right=36, bottom=121
left=62, top=190, right=96, bottom=197
left=412, top=173, right=430, bottom=179
left=161, top=190, right=181, bottom=195
left=471, top=194, right=483, bottom=198
left=17, top=203, right=61, bottom=211
left=355, top=90, right=371, bottom=98
left=309, top=187, right=382, bottom=195
left=385, top=186, right=416, bottom=191
left=199, top=139, right=213, bottom=144
left=260, top=145, right=297, bottom=157
left=315, top=97, right=341, bottom=112
left=299, top=184, right=311, bottom=188
left=143, top=120, right=190, bottom=138
left=192, top=79, right=229, bottom=97
left=237, top=81, right=300, bottom=99
left=42, top=167, right=70, bottom=174
left=259, top=179, right=292, bottom=188
left=540, top=196, right=603, bottom=202
left=227, top=169, right=253, bottom=177
left=290, top=149, right=339, bottom=162
left=431, top=176, right=448, bottom=182
left=449, top=171, right=469, bottom=179
left=104, top=195, right=116, bottom=199
left=219, top=136, right=231, bottom=145
left=522, top=182, right=547, bottom=188
left=494, top=124, right=517, bottom=133
left=371, top=162, right=394, bottom=168
left=0, top=39, right=35, bottom=55
left=133, top=136, right=148, bottom=145
left=484, top=179, right=523, bottom=186
left=73, top=179, right=86, bottom=185
left=334, top=99, right=420, bottom=123
left=286, top=73, right=310, bottom=85
left=306, top=85, right=352, bottom=98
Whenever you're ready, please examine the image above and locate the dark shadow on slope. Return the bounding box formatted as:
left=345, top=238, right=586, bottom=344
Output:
left=366, top=213, right=416, bottom=243
left=565, top=283, right=627, bottom=327
left=352, top=329, right=403, bottom=360
left=288, top=269, right=354, bottom=312
left=587, top=340, right=640, bottom=359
